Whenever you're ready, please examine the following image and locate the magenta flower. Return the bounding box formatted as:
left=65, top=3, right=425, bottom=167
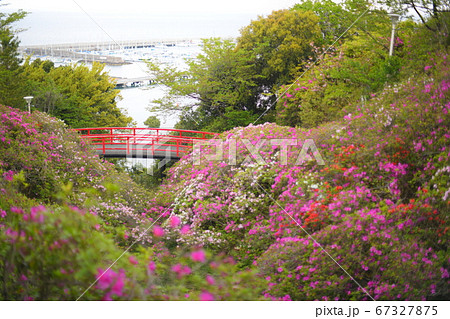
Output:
left=180, top=225, right=190, bottom=235
left=169, top=215, right=181, bottom=228
left=172, top=264, right=182, bottom=273
left=96, top=269, right=115, bottom=290
left=148, top=261, right=156, bottom=273
left=153, top=225, right=164, bottom=237
left=10, top=207, right=23, bottom=215
left=171, top=264, right=191, bottom=277
left=191, top=250, right=206, bottom=263
left=424, top=65, right=432, bottom=71
left=96, top=268, right=126, bottom=299
left=129, top=256, right=139, bottom=265
left=199, top=291, right=215, bottom=301
left=110, top=270, right=126, bottom=297
left=2, top=170, right=14, bottom=181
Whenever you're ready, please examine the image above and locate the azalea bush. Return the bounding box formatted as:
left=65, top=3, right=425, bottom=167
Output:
left=0, top=201, right=265, bottom=300
left=257, top=205, right=446, bottom=301
left=0, top=46, right=449, bottom=300
left=0, top=106, right=265, bottom=300
left=0, top=105, right=156, bottom=245
left=146, top=51, right=449, bottom=300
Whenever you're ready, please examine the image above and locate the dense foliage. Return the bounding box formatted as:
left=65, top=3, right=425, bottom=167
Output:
left=148, top=9, right=323, bottom=132
left=23, top=59, right=133, bottom=128
left=0, top=0, right=448, bottom=302
left=0, top=106, right=265, bottom=300
left=144, top=51, right=449, bottom=300
left=0, top=1, right=28, bottom=108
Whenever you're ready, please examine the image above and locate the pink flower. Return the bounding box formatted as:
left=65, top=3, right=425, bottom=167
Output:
left=191, top=250, right=206, bottom=263
left=424, top=65, right=432, bottom=71
left=183, top=265, right=192, bottom=275
left=180, top=225, right=190, bottom=235
left=110, top=270, right=126, bottom=297
left=206, top=275, right=215, bottom=285
left=96, top=268, right=126, bottom=298
left=169, top=215, right=181, bottom=228
left=3, top=170, right=14, bottom=181
left=172, top=264, right=182, bottom=273
left=153, top=226, right=164, bottom=237
left=129, top=256, right=139, bottom=265
left=148, top=261, right=156, bottom=273
left=30, top=205, right=45, bottom=215
left=199, top=291, right=215, bottom=301
left=11, top=207, right=23, bottom=215
left=171, top=264, right=191, bottom=277
left=0, top=210, right=6, bottom=218
left=96, top=269, right=115, bottom=290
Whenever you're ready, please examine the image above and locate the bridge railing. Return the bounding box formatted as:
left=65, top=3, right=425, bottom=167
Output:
left=74, top=127, right=216, bottom=157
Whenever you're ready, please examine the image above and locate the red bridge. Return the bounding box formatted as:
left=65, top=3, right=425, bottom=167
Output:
left=74, top=127, right=216, bottom=160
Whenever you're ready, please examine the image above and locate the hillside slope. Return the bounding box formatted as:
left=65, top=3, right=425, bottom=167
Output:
left=0, top=53, right=448, bottom=301
left=0, top=106, right=264, bottom=300
left=146, top=51, right=450, bottom=300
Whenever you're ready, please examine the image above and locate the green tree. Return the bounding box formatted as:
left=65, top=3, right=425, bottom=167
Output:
left=237, top=9, right=321, bottom=89
left=293, top=0, right=349, bottom=46
left=0, top=2, right=28, bottom=107
left=294, top=0, right=395, bottom=53
left=149, top=10, right=322, bottom=132
left=148, top=38, right=261, bottom=132
left=381, top=0, right=449, bottom=31
left=276, top=1, right=406, bottom=128
left=23, top=60, right=133, bottom=128
left=380, top=0, right=450, bottom=46
left=144, top=115, right=160, bottom=128
left=23, top=58, right=62, bottom=114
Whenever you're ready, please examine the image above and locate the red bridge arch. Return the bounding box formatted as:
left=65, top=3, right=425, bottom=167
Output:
left=74, top=127, right=216, bottom=159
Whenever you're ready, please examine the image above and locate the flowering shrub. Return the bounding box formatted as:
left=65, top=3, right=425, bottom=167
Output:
left=1, top=49, right=449, bottom=301
left=257, top=206, right=444, bottom=300
left=146, top=52, right=449, bottom=300
left=0, top=201, right=265, bottom=300
left=0, top=105, right=265, bottom=300
left=0, top=106, right=158, bottom=245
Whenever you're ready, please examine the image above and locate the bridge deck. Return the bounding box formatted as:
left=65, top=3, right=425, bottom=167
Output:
left=97, top=143, right=184, bottom=159
left=75, top=127, right=215, bottom=160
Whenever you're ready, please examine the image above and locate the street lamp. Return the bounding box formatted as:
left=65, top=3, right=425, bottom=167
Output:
left=388, top=12, right=401, bottom=56
left=24, top=96, right=33, bottom=113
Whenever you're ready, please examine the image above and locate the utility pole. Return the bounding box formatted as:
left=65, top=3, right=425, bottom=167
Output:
left=388, top=13, right=401, bottom=56
left=24, top=96, right=33, bottom=113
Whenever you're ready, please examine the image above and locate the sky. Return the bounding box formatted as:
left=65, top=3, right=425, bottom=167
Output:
left=7, top=0, right=302, bottom=14
left=5, top=0, right=305, bottom=45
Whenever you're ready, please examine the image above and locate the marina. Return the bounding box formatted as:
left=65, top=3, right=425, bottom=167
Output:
left=19, top=38, right=205, bottom=64
left=19, top=39, right=204, bottom=127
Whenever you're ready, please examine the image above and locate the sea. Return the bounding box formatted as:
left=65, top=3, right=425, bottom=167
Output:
left=15, top=10, right=259, bottom=128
